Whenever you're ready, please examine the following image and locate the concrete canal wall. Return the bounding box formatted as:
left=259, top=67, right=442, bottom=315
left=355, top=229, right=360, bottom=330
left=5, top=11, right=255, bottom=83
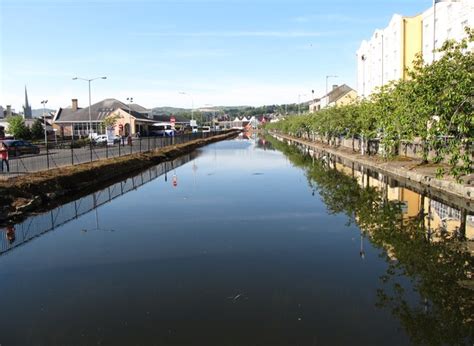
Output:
left=271, top=132, right=474, bottom=203
left=0, top=130, right=240, bottom=225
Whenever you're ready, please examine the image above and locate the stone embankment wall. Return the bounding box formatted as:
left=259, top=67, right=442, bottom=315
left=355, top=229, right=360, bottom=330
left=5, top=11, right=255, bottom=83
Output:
left=299, top=133, right=459, bottom=162
left=272, top=132, right=473, bottom=203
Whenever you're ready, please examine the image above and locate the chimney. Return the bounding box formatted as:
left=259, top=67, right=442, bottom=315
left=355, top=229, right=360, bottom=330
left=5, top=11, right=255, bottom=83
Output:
left=332, top=85, right=338, bottom=91
left=6, top=105, right=12, bottom=117
left=72, top=99, right=78, bottom=111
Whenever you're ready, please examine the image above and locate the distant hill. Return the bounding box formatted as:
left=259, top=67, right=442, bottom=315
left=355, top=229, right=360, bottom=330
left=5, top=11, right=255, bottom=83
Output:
left=151, top=103, right=304, bottom=117
left=152, top=107, right=188, bottom=115
left=32, top=108, right=55, bottom=117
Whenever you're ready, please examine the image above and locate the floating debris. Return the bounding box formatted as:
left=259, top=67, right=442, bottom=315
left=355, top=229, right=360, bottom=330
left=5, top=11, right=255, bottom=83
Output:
left=227, top=293, right=246, bottom=302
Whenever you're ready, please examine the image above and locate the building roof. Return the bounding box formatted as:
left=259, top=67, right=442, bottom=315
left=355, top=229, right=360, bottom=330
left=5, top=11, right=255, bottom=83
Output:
left=324, top=84, right=356, bottom=104
left=54, top=98, right=152, bottom=123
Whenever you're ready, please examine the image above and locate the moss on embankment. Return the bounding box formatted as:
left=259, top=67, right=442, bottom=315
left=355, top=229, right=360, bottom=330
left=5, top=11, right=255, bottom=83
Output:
left=0, top=131, right=239, bottom=225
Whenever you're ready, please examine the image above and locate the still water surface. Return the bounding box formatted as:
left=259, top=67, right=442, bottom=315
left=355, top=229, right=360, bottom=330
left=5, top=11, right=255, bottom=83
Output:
left=0, top=135, right=472, bottom=345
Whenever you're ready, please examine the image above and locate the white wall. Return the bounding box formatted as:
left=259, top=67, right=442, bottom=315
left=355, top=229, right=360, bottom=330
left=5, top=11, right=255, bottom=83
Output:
left=356, top=15, right=404, bottom=98
left=357, top=0, right=474, bottom=98
left=422, top=1, right=474, bottom=64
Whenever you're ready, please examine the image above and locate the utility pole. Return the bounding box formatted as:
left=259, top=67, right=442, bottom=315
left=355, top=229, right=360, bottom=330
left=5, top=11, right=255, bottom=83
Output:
left=41, top=100, right=49, bottom=169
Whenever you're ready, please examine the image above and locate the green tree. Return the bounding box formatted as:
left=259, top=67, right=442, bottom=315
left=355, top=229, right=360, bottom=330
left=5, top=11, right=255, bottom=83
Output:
left=103, top=112, right=121, bottom=129
left=7, top=116, right=31, bottom=139
left=408, top=27, right=474, bottom=177
left=31, top=119, right=44, bottom=140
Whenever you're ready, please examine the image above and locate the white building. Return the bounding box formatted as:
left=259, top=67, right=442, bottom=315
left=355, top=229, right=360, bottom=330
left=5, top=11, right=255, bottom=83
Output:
left=422, top=0, right=474, bottom=64
left=356, top=14, right=423, bottom=98
left=356, top=0, right=474, bottom=98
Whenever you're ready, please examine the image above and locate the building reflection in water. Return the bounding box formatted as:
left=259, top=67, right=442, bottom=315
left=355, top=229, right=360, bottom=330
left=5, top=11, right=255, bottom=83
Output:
left=271, top=134, right=473, bottom=345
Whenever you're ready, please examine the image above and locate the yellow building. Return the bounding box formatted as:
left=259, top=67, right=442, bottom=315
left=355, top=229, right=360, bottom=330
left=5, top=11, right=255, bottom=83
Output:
left=356, top=14, right=422, bottom=97
left=402, top=15, right=423, bottom=80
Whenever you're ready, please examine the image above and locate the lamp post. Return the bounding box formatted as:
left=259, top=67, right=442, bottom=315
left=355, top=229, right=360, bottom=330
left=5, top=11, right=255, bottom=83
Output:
left=127, top=97, right=133, bottom=137
left=325, top=75, right=338, bottom=96
left=41, top=100, right=49, bottom=169
left=41, top=100, right=48, bottom=145
left=325, top=75, right=338, bottom=109
left=72, top=76, right=107, bottom=136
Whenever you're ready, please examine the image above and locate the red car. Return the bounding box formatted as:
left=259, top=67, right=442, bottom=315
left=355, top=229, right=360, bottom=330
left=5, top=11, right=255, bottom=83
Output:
left=0, top=140, right=40, bottom=157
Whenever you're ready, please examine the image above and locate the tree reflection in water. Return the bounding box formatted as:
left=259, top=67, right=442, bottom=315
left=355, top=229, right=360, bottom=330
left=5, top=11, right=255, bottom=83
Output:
left=267, top=135, right=474, bottom=345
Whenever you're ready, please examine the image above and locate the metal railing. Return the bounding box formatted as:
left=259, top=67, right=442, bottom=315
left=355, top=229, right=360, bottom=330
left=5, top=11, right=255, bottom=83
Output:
left=1, top=132, right=219, bottom=177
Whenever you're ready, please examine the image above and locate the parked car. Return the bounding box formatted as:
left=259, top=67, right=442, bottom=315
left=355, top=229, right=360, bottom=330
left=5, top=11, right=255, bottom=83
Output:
left=0, top=139, right=40, bottom=156
left=93, top=135, right=108, bottom=144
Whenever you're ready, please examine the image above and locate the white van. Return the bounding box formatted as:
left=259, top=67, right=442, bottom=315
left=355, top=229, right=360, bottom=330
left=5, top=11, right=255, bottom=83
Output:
left=152, top=122, right=175, bottom=136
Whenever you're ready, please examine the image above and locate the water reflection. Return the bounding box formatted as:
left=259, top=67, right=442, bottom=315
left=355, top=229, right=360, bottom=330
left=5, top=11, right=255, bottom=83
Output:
left=1, top=136, right=473, bottom=345
left=0, top=153, right=197, bottom=256
left=269, top=135, right=474, bottom=345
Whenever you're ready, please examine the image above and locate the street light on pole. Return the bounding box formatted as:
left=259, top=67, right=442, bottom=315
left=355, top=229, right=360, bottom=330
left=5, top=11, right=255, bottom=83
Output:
left=325, top=75, right=338, bottom=108
left=41, top=100, right=48, bottom=145
left=41, top=100, right=50, bottom=169
left=325, top=75, right=338, bottom=96
left=127, top=97, right=133, bottom=137
left=72, top=76, right=107, bottom=137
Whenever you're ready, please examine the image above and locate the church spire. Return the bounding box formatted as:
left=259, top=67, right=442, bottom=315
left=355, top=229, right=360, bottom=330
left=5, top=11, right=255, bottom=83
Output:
left=23, top=85, right=32, bottom=119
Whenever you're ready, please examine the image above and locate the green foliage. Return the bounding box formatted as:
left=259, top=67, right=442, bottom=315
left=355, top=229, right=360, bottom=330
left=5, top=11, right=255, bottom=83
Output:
left=103, top=112, right=121, bottom=129
left=7, top=116, right=31, bottom=139
left=266, top=28, right=474, bottom=179
left=31, top=119, right=44, bottom=140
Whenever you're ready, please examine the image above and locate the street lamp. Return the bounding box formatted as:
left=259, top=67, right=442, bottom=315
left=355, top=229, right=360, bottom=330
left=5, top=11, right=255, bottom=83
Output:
left=325, top=75, right=338, bottom=108
left=127, top=97, right=133, bottom=136
left=72, top=76, right=107, bottom=136
left=325, top=75, right=338, bottom=96
left=41, top=100, right=48, bottom=145
left=41, top=100, right=49, bottom=169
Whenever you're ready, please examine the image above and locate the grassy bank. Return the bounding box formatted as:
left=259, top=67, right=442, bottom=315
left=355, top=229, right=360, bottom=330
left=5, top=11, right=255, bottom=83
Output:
left=0, top=131, right=239, bottom=225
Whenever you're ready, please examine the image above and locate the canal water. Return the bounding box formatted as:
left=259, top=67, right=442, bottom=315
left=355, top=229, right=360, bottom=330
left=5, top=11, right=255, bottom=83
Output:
left=0, top=134, right=472, bottom=345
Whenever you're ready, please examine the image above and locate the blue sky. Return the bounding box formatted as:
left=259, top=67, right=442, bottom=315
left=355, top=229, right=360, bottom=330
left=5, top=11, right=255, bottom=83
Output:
left=1, top=0, right=433, bottom=110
